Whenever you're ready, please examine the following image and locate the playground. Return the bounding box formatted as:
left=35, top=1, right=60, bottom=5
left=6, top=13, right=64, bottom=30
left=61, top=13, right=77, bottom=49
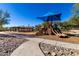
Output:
left=0, top=3, right=79, bottom=56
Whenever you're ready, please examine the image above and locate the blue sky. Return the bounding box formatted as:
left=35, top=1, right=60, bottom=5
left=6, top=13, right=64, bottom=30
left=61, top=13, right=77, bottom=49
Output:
left=0, top=3, right=74, bottom=27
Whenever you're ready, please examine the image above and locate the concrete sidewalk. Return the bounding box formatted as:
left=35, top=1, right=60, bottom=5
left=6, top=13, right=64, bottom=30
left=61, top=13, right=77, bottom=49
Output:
left=11, top=41, right=44, bottom=56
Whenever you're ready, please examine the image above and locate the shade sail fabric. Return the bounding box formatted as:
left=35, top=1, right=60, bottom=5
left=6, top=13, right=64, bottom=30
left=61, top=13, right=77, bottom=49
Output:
left=37, top=13, right=61, bottom=22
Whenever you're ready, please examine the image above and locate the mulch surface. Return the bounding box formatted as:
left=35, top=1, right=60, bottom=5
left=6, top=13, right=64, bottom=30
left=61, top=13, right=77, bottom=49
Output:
left=37, top=35, right=79, bottom=44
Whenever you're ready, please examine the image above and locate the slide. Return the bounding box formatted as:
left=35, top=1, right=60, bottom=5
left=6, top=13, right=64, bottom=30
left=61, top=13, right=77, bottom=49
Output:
left=52, top=29, right=69, bottom=38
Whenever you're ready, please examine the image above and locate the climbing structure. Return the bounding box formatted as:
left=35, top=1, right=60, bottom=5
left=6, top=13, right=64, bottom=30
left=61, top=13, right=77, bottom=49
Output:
left=36, top=13, right=68, bottom=38
left=36, top=13, right=61, bottom=35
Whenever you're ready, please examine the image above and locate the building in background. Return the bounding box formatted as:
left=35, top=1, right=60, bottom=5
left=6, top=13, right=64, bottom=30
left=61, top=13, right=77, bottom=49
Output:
left=1, top=26, right=34, bottom=32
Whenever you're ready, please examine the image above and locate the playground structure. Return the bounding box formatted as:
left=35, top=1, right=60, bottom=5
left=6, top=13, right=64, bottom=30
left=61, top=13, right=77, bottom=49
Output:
left=36, top=13, right=68, bottom=38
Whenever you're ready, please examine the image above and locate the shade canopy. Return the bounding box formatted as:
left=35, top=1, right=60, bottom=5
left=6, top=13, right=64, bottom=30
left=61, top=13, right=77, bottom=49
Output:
left=37, top=13, right=61, bottom=22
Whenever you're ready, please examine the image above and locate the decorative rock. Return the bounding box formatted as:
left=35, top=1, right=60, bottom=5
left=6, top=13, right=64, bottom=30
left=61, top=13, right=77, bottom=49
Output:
left=44, top=50, right=49, bottom=54
left=72, top=53, right=78, bottom=56
left=47, top=52, right=51, bottom=56
left=57, top=50, right=63, bottom=56
left=51, top=52, right=56, bottom=56
left=40, top=43, right=79, bottom=56
left=0, top=36, right=27, bottom=56
left=3, top=50, right=7, bottom=53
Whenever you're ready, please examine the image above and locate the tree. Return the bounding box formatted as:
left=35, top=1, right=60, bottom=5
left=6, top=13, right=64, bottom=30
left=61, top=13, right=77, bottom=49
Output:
left=69, top=4, right=79, bottom=26
left=0, top=9, right=10, bottom=29
left=63, top=4, right=79, bottom=30
left=35, top=24, right=42, bottom=31
left=72, top=3, right=79, bottom=15
left=69, top=15, right=79, bottom=25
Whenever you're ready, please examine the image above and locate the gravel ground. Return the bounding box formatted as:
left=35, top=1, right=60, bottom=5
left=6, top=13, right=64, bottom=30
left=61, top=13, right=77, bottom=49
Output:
left=0, top=34, right=79, bottom=56
left=40, top=43, right=79, bottom=56
left=0, top=37, right=27, bottom=56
